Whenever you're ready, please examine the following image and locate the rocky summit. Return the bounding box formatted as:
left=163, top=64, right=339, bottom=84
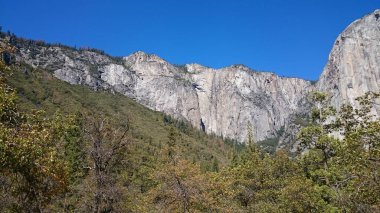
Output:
left=3, top=9, right=380, bottom=147
left=317, top=9, right=380, bottom=114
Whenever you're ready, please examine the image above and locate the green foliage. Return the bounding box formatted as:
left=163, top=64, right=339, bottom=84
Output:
left=163, top=114, right=191, bottom=134
left=5, top=62, right=236, bottom=211
left=257, top=136, right=280, bottom=154
left=297, top=91, right=380, bottom=212
left=0, top=112, right=70, bottom=211
left=0, top=58, right=77, bottom=211
left=220, top=149, right=335, bottom=212
left=2, top=40, right=380, bottom=211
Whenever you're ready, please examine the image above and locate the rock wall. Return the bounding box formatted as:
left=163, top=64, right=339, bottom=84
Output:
left=317, top=9, right=380, bottom=113
left=3, top=9, right=380, bottom=145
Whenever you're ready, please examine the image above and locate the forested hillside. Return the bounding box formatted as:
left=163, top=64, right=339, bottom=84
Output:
left=1, top=39, right=380, bottom=212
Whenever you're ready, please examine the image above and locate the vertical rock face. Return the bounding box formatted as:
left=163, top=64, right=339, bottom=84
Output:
left=121, top=53, right=312, bottom=142
left=123, top=51, right=202, bottom=128
left=186, top=65, right=311, bottom=142
left=3, top=9, right=380, bottom=146
left=317, top=9, right=380, bottom=112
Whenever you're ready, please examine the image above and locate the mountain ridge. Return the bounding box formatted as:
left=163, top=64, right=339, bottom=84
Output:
left=125, top=50, right=314, bottom=82
left=1, top=9, right=379, bottom=149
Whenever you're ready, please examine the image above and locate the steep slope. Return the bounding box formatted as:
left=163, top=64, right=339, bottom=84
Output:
left=186, top=65, right=310, bottom=142
left=1, top=9, right=379, bottom=145
left=317, top=9, right=380, bottom=111
left=2, top=36, right=312, bottom=143
left=7, top=64, right=234, bottom=168
left=124, top=54, right=312, bottom=142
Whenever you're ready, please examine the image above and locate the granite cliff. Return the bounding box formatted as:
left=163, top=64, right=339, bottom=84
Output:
left=317, top=9, right=380, bottom=114
left=2, top=9, right=379, bottom=147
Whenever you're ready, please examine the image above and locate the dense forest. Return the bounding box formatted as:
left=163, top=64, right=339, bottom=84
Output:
left=1, top=40, right=380, bottom=212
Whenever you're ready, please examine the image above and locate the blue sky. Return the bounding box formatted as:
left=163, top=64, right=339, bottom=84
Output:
left=0, top=0, right=378, bottom=80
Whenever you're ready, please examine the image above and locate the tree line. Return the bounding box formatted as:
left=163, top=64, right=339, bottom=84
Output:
left=1, top=42, right=380, bottom=212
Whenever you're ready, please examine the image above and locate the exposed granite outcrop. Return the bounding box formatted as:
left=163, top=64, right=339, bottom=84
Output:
left=3, top=9, right=379, bottom=147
